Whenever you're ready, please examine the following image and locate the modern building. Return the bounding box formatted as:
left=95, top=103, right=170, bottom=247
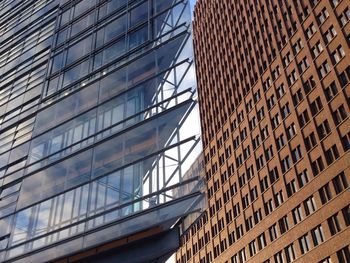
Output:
left=0, top=0, right=204, bottom=262
left=177, top=0, right=350, bottom=262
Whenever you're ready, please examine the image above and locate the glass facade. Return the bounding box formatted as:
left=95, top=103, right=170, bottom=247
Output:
left=0, top=0, right=201, bottom=262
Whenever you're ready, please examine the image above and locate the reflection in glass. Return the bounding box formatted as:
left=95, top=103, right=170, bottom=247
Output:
left=63, top=60, right=89, bottom=87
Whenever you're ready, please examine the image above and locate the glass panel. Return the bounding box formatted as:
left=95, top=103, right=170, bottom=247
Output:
left=9, top=142, right=29, bottom=163
left=35, top=82, right=99, bottom=135
left=63, top=60, right=89, bottom=87
left=18, top=150, right=93, bottom=209
left=71, top=12, right=95, bottom=37
left=130, top=1, right=149, bottom=28
left=107, top=0, right=127, bottom=14
left=155, top=0, right=174, bottom=13
left=0, top=215, right=12, bottom=237
left=129, top=24, right=148, bottom=50
left=11, top=185, right=88, bottom=248
left=104, top=14, right=127, bottom=44
left=128, top=52, right=156, bottom=87
left=73, top=0, right=96, bottom=18
left=66, top=35, right=92, bottom=65
left=56, top=28, right=68, bottom=46
left=92, top=101, right=191, bottom=178
left=99, top=67, right=127, bottom=101
left=51, top=52, right=65, bottom=74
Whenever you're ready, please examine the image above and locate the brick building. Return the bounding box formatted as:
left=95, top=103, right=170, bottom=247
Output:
left=177, top=0, right=350, bottom=262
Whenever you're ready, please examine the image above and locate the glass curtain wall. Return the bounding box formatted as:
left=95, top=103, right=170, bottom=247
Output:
left=0, top=0, right=201, bottom=262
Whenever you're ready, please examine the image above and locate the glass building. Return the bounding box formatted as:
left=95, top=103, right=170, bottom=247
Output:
left=0, top=0, right=203, bottom=262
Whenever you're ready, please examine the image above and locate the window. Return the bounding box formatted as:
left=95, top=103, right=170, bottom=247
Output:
left=246, top=99, right=253, bottom=112
left=258, top=233, right=267, bottom=250
left=311, top=225, right=325, bottom=246
left=281, top=103, right=291, bottom=119
left=292, top=205, right=304, bottom=224
left=269, top=224, right=278, bottom=241
left=332, top=172, right=348, bottom=194
left=66, top=36, right=92, bottom=65
left=265, top=199, right=274, bottom=215
left=250, top=186, right=258, bottom=202
left=332, top=104, right=348, bottom=125
left=249, top=240, right=257, bottom=256
left=245, top=216, right=254, bottom=231
left=316, top=119, right=331, bottom=140
left=303, top=75, right=316, bottom=94
left=319, top=257, right=332, bottom=263
left=269, top=166, right=279, bottom=184
left=299, top=234, right=311, bottom=254
left=304, top=195, right=317, bottom=216
left=267, top=94, right=276, bottom=110
left=323, top=81, right=338, bottom=102
left=238, top=248, right=246, bottom=263
left=236, top=225, right=243, bottom=240
left=298, top=57, right=309, bottom=74
left=254, top=90, right=261, bottom=103
left=292, top=88, right=304, bottom=107
left=256, top=154, right=265, bottom=170
left=327, top=213, right=341, bottom=235
left=276, top=84, right=286, bottom=99
left=287, top=70, right=298, bottom=86
left=298, top=109, right=309, bottom=128
left=286, top=179, right=297, bottom=197
left=319, top=183, right=332, bottom=204
left=228, top=230, right=235, bottom=245
left=242, top=194, right=249, bottom=209
left=311, top=156, right=325, bottom=176
left=310, top=0, right=320, bottom=7
left=297, top=169, right=309, bottom=188
left=271, top=113, right=280, bottom=129
left=331, top=45, right=345, bottom=64
left=331, top=0, right=339, bottom=7
left=305, top=23, right=316, bottom=39
left=276, top=134, right=286, bottom=151
left=292, top=38, right=303, bottom=54
left=257, top=107, right=265, bottom=121
left=291, top=145, right=302, bottom=163
left=260, top=176, right=269, bottom=193
left=338, top=8, right=350, bottom=27
left=249, top=116, right=257, bottom=130
left=324, top=26, right=337, bottom=44
left=275, top=190, right=284, bottom=207
left=311, top=41, right=323, bottom=58
left=63, top=59, right=89, bottom=87
left=337, top=246, right=350, bottom=263
left=233, top=203, right=240, bottom=218
left=317, top=7, right=329, bottom=24
left=278, top=216, right=289, bottom=234
left=318, top=60, right=330, bottom=79
left=285, top=244, right=296, bottom=263
left=342, top=205, right=350, bottom=226
left=254, top=208, right=263, bottom=224
left=261, top=125, right=269, bottom=140
left=325, top=144, right=340, bottom=165
left=342, top=132, right=350, bottom=151
left=310, top=97, right=323, bottom=116
left=286, top=123, right=296, bottom=140
left=283, top=52, right=293, bottom=67
left=304, top=132, right=317, bottom=151
left=274, top=251, right=284, bottom=263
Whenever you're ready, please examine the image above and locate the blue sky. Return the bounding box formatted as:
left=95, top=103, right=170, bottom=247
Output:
left=190, top=0, right=196, bottom=12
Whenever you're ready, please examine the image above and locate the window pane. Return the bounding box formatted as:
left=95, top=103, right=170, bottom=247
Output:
left=130, top=2, right=149, bottom=28
left=66, top=35, right=92, bottom=65
left=63, top=60, right=89, bottom=87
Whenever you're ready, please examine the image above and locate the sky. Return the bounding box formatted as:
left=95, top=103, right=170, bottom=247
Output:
left=190, top=0, right=196, bottom=14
